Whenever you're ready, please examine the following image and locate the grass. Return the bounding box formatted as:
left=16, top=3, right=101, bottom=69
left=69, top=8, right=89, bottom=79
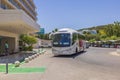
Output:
left=0, top=64, right=46, bottom=73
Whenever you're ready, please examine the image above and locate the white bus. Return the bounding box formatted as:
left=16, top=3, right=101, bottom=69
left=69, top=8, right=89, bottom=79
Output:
left=51, top=28, right=86, bottom=56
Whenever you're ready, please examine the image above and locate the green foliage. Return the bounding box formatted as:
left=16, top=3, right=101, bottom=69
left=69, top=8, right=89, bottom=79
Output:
left=38, top=28, right=58, bottom=40
left=54, top=28, right=58, bottom=32
left=52, top=28, right=58, bottom=33
left=19, top=34, right=37, bottom=51
left=38, top=34, right=50, bottom=40
left=84, top=34, right=100, bottom=41
left=110, top=36, right=117, bottom=40
left=89, top=39, right=96, bottom=43
left=78, top=34, right=85, bottom=40
left=100, top=35, right=107, bottom=40
left=22, top=46, right=33, bottom=51
left=38, top=34, right=44, bottom=39
left=22, top=35, right=37, bottom=46
left=80, top=21, right=120, bottom=42
left=83, top=31, right=91, bottom=35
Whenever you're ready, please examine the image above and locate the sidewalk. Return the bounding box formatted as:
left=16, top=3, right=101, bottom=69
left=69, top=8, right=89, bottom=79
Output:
left=0, top=52, right=35, bottom=64
left=0, top=49, right=51, bottom=80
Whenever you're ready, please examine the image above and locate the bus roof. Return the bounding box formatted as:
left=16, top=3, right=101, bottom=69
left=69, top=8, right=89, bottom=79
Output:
left=55, top=28, right=78, bottom=34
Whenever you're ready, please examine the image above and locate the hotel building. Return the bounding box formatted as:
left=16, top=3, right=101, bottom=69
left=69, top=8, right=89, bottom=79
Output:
left=0, top=0, right=40, bottom=53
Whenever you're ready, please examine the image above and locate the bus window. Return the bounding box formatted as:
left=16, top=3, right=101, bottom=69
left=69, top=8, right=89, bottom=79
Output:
left=52, top=33, right=71, bottom=47
left=72, top=33, right=78, bottom=45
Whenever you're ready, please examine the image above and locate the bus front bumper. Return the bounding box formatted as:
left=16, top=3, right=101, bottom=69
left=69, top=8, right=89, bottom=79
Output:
left=52, top=48, right=74, bottom=55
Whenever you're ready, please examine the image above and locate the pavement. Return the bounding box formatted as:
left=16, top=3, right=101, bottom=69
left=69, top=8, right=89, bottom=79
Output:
left=0, top=52, right=35, bottom=64
left=0, top=47, right=120, bottom=80
left=0, top=54, right=46, bottom=80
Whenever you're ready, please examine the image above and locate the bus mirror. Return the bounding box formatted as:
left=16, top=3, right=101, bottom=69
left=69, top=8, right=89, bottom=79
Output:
left=49, top=33, right=54, bottom=39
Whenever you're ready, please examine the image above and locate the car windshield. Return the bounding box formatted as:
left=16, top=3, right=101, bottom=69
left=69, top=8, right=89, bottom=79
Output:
left=53, top=33, right=71, bottom=47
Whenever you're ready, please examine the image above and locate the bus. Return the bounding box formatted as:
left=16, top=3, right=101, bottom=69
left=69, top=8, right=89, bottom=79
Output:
left=51, top=28, right=86, bottom=56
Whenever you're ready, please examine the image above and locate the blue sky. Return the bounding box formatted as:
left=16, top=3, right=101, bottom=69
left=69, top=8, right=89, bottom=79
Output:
left=34, top=0, right=120, bottom=33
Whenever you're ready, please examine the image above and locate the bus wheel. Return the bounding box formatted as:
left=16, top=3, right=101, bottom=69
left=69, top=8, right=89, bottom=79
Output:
left=76, top=48, right=78, bottom=53
left=83, top=47, right=85, bottom=52
left=54, top=54, right=58, bottom=57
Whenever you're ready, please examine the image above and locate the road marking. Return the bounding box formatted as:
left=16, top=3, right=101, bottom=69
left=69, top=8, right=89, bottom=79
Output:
left=0, top=64, right=46, bottom=73
left=109, top=52, right=120, bottom=56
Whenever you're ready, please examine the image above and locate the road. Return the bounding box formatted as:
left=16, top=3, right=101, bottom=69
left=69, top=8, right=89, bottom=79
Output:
left=41, top=47, right=120, bottom=80
left=1, top=47, right=120, bottom=80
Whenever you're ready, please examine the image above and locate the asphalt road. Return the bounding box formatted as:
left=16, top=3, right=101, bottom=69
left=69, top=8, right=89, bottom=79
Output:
left=1, top=47, right=120, bottom=80
left=41, top=47, right=120, bottom=80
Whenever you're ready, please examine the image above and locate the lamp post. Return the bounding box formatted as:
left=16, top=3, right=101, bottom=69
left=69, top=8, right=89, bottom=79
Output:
left=6, top=51, right=9, bottom=74
left=5, top=41, right=9, bottom=74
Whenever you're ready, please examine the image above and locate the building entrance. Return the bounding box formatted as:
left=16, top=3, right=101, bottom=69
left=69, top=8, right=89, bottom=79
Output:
left=0, top=36, right=15, bottom=56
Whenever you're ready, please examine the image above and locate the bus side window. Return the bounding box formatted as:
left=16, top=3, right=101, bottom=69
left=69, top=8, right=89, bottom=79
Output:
left=72, top=33, right=78, bottom=45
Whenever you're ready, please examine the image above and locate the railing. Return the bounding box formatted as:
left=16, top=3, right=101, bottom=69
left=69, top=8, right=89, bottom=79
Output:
left=25, top=0, right=37, bottom=15
left=8, top=0, right=21, bottom=9
left=1, top=4, right=7, bottom=9
left=26, top=0, right=35, bottom=9
left=19, top=0, right=36, bottom=19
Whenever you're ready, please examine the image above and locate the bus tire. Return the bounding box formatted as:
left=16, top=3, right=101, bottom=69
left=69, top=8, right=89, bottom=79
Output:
left=54, top=54, right=58, bottom=57
left=83, top=47, right=85, bottom=52
left=76, top=48, right=78, bottom=53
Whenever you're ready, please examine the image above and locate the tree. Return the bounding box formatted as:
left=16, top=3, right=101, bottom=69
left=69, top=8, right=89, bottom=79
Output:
left=52, top=28, right=58, bottom=33
left=110, top=36, right=117, bottom=40
left=83, top=31, right=91, bottom=35
left=105, top=24, right=114, bottom=37
left=54, top=28, right=58, bottom=32
left=38, top=33, right=50, bottom=40
left=79, top=21, right=120, bottom=42
left=19, top=34, right=37, bottom=51
left=24, top=36, right=37, bottom=46
left=89, top=39, right=96, bottom=43
left=113, top=21, right=120, bottom=37
left=38, top=34, right=44, bottom=39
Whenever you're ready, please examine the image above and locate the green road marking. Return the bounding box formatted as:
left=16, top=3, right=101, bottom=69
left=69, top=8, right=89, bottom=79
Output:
left=0, top=64, right=14, bottom=72
left=0, top=64, right=46, bottom=73
left=9, top=67, right=46, bottom=73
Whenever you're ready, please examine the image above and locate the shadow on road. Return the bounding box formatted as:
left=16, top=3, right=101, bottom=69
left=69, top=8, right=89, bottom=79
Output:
left=53, top=51, right=86, bottom=59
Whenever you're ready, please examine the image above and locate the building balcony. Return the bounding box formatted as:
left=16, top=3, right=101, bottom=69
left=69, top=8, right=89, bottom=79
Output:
left=0, top=10, right=40, bottom=34
left=4, top=0, right=17, bottom=9
left=15, top=0, right=37, bottom=21
left=24, top=0, right=36, bottom=14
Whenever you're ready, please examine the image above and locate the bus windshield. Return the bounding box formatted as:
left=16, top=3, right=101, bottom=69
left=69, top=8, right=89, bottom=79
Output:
left=53, top=33, right=71, bottom=47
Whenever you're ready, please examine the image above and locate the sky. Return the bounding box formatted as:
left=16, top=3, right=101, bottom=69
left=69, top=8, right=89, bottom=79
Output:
left=34, top=0, right=120, bottom=33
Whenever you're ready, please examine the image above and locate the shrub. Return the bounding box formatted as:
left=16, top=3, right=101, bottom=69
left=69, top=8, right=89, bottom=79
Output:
left=19, top=34, right=37, bottom=51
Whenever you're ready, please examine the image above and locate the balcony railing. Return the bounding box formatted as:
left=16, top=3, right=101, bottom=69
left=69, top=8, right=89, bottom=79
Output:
left=8, top=0, right=21, bottom=9
left=26, top=0, right=35, bottom=9
left=27, top=0, right=35, bottom=9
left=25, top=0, right=37, bottom=15
left=1, top=4, right=7, bottom=9
left=19, top=0, right=36, bottom=19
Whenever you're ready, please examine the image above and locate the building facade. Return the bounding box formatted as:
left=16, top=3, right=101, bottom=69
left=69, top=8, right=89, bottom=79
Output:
left=0, top=0, right=40, bottom=53
left=37, top=28, right=45, bottom=34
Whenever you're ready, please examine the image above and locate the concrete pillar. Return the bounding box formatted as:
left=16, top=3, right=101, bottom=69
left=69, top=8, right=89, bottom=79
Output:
left=15, top=36, right=19, bottom=52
